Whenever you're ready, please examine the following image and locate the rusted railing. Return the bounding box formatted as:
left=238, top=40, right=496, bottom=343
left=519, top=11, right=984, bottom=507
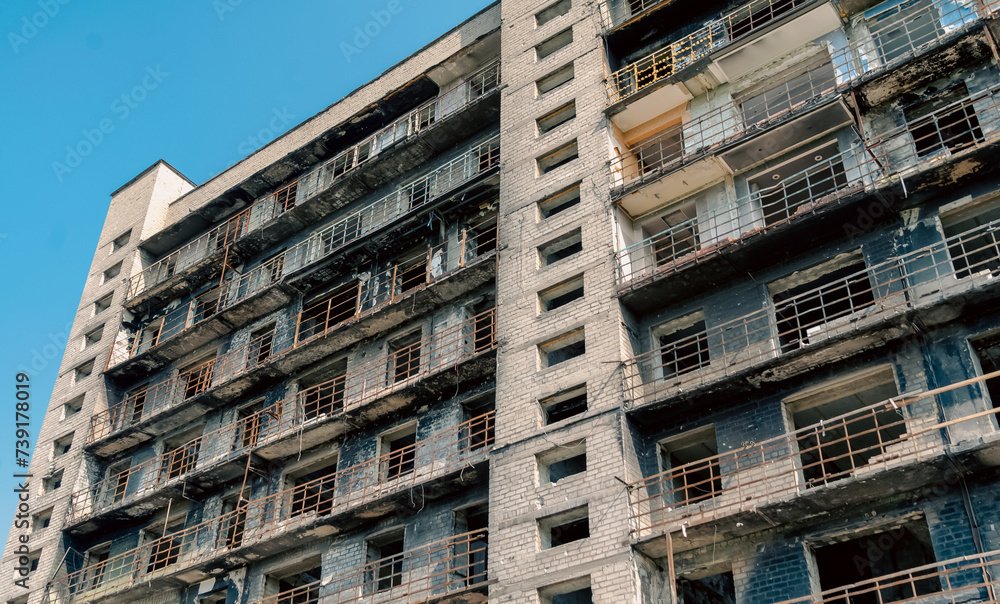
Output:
left=125, top=60, right=500, bottom=302
left=105, top=136, right=499, bottom=370
left=90, top=297, right=497, bottom=446
left=772, top=549, right=1000, bottom=603
left=54, top=415, right=494, bottom=603
left=249, top=531, right=489, bottom=604
left=628, top=367, right=1000, bottom=535
left=623, top=216, right=1000, bottom=408
left=616, top=81, right=1000, bottom=286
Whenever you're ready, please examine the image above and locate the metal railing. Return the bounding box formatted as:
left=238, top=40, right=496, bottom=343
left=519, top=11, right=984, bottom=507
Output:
left=622, top=216, right=1000, bottom=408
left=89, top=298, right=497, bottom=446
left=53, top=415, right=494, bottom=603
left=606, top=0, right=997, bottom=105
left=249, top=531, right=489, bottom=604
left=772, top=549, right=1000, bottom=603
left=601, top=0, right=674, bottom=30
left=629, top=371, right=1000, bottom=536
left=106, top=136, right=499, bottom=370
left=125, top=61, right=500, bottom=302
left=615, top=81, right=1000, bottom=286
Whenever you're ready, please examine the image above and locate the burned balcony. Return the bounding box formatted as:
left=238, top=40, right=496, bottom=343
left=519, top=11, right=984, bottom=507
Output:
left=89, top=304, right=498, bottom=457
left=49, top=415, right=494, bottom=604
left=124, top=61, right=501, bottom=309
left=622, top=217, right=1000, bottom=411
left=104, top=138, right=500, bottom=376
left=628, top=373, right=1000, bottom=554
left=248, top=531, right=489, bottom=604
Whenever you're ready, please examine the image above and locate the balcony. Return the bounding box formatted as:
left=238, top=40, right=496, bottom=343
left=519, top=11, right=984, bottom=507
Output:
left=248, top=531, right=489, bottom=604
left=600, top=0, right=672, bottom=31
left=615, top=81, right=1000, bottom=301
left=622, top=216, right=1000, bottom=412
left=104, top=137, right=500, bottom=377
left=125, top=61, right=501, bottom=310
left=50, top=415, right=494, bottom=604
left=89, top=302, right=498, bottom=458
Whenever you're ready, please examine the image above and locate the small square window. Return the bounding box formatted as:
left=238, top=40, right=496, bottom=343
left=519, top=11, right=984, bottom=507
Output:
left=93, top=293, right=113, bottom=316
left=537, top=100, right=577, bottom=136
left=536, top=0, right=571, bottom=26
left=43, top=470, right=63, bottom=494
left=101, top=262, right=123, bottom=285
left=52, top=433, right=74, bottom=459
left=73, top=359, right=95, bottom=385
left=537, top=63, right=575, bottom=96
left=539, top=329, right=586, bottom=369
left=62, top=395, right=84, bottom=420
left=539, top=506, right=589, bottom=549
left=27, top=550, right=41, bottom=572
left=537, top=183, right=581, bottom=220
left=537, top=439, right=586, bottom=485
left=537, top=140, right=579, bottom=175
left=111, top=229, right=132, bottom=253
left=539, top=274, right=584, bottom=312
left=83, top=324, right=104, bottom=349
left=540, top=384, right=587, bottom=425
left=538, top=228, right=583, bottom=268
left=535, top=28, right=573, bottom=61
left=539, top=576, right=592, bottom=604
left=32, top=508, right=53, bottom=532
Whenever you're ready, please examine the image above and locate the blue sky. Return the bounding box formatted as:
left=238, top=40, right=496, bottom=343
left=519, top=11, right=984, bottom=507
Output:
left=0, top=0, right=494, bottom=548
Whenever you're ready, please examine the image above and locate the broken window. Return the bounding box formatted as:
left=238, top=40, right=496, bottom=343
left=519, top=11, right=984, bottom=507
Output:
left=770, top=253, right=875, bottom=353
left=539, top=506, right=589, bottom=549
left=83, top=325, right=104, bottom=349
left=381, top=424, right=418, bottom=480
left=31, top=508, right=53, bottom=532
left=63, top=394, right=84, bottom=420
left=218, top=491, right=250, bottom=550
left=367, top=530, right=406, bottom=593
left=264, top=558, right=322, bottom=604
left=105, top=459, right=132, bottom=505
left=541, top=385, right=588, bottom=425
left=236, top=399, right=265, bottom=450
left=637, top=199, right=699, bottom=269
left=539, top=328, right=586, bottom=369
left=905, top=83, right=984, bottom=158
left=298, top=358, right=348, bottom=422
left=123, top=384, right=149, bottom=428
left=538, top=183, right=582, bottom=220
left=747, top=142, right=847, bottom=227
left=43, top=470, right=63, bottom=494
left=537, top=140, right=580, bottom=175
left=157, top=426, right=203, bottom=484
left=867, top=0, right=942, bottom=66
left=940, top=195, right=1000, bottom=279
left=461, top=400, right=495, bottom=453
left=111, top=229, right=132, bottom=253
left=813, top=520, right=940, bottom=602
left=658, top=425, right=721, bottom=506
left=453, top=504, right=489, bottom=586
left=52, top=433, right=74, bottom=459
left=479, top=138, right=500, bottom=172
left=654, top=312, right=710, bottom=381
left=144, top=517, right=186, bottom=573
left=388, top=332, right=422, bottom=384
left=971, top=334, right=1000, bottom=412
left=678, top=570, right=736, bottom=604
left=786, top=366, right=904, bottom=487
left=537, top=63, right=575, bottom=96
left=537, top=100, right=577, bottom=135
left=101, top=262, right=122, bottom=285
left=738, top=58, right=837, bottom=128
left=181, top=356, right=215, bottom=400
left=287, top=458, right=339, bottom=518
left=247, top=323, right=276, bottom=368
left=537, top=439, right=587, bottom=485
left=539, top=576, right=592, bottom=604
left=471, top=304, right=495, bottom=354
left=397, top=251, right=429, bottom=295
left=84, top=543, right=111, bottom=588
left=297, top=282, right=358, bottom=342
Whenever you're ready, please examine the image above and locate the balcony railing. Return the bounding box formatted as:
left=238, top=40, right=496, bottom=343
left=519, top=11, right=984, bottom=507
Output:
left=629, top=372, right=1000, bottom=537
left=772, top=549, right=1000, bottom=604
left=623, top=216, right=1000, bottom=408
left=125, top=61, right=500, bottom=302
left=90, top=299, right=498, bottom=446
left=601, top=0, right=673, bottom=30
left=54, top=415, right=494, bottom=603
left=616, top=81, right=1000, bottom=286
left=605, top=0, right=996, bottom=105
left=250, top=531, right=489, bottom=604
left=105, top=135, right=499, bottom=370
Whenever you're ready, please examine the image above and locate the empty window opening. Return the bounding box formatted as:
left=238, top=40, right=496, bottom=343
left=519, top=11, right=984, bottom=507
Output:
left=537, top=439, right=586, bottom=484
left=814, top=520, right=940, bottom=602
left=298, top=281, right=359, bottom=342
left=973, top=334, right=1000, bottom=411
left=198, top=593, right=227, bottom=604
left=298, top=358, right=348, bottom=422
left=454, top=503, right=489, bottom=586
left=786, top=366, right=903, bottom=487
left=265, top=558, right=322, bottom=604
left=219, top=491, right=250, bottom=550
left=181, top=356, right=215, bottom=400
left=83, top=324, right=104, bottom=349
left=941, top=194, right=1000, bottom=279
left=236, top=399, right=266, bottom=450
left=478, top=138, right=501, bottom=173
left=462, top=400, right=495, bottom=453
left=74, top=359, right=95, bottom=385
left=43, top=470, right=63, bottom=494
left=368, top=530, right=406, bottom=593
left=906, top=84, right=984, bottom=158
left=247, top=322, right=276, bottom=368
left=654, top=312, right=710, bottom=382
left=158, top=426, right=203, bottom=483
left=637, top=198, right=699, bottom=268
left=539, top=506, right=589, bottom=549
left=538, top=183, right=582, bottom=220
left=397, top=249, right=429, bottom=295
left=541, top=384, right=587, bottom=424
left=538, top=100, right=577, bottom=136
left=747, top=142, right=847, bottom=227
left=540, top=576, right=592, bottom=604
left=382, top=423, right=417, bottom=480
left=769, top=253, right=875, bottom=353
left=539, top=328, right=586, bottom=369
left=659, top=425, right=721, bottom=506
left=868, top=0, right=942, bottom=66
left=144, top=517, right=185, bottom=572
left=538, top=140, right=579, bottom=175
left=105, top=459, right=131, bottom=505
left=26, top=550, right=41, bottom=573
left=537, top=63, right=575, bottom=96
left=536, top=28, right=573, bottom=61
left=631, top=124, right=683, bottom=177
left=536, top=0, right=571, bottom=26
left=193, top=288, right=222, bottom=323
left=32, top=508, right=53, bottom=532
left=678, top=570, right=736, bottom=604
left=738, top=59, right=837, bottom=129
left=539, top=274, right=585, bottom=312
left=84, top=543, right=111, bottom=588
left=101, top=262, right=122, bottom=285
left=111, top=230, right=132, bottom=253
left=53, top=433, right=74, bottom=459
left=123, top=383, right=150, bottom=427
left=287, top=457, right=339, bottom=518
left=93, top=293, right=113, bottom=316
left=538, top=229, right=583, bottom=267
left=388, top=331, right=422, bottom=384
left=62, top=394, right=84, bottom=420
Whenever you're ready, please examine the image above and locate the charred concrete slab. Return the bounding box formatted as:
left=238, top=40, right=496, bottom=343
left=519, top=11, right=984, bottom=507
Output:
left=123, top=247, right=232, bottom=313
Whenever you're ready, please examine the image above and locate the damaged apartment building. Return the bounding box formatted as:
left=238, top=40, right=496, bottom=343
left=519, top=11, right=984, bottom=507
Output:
left=6, top=0, right=1000, bottom=601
